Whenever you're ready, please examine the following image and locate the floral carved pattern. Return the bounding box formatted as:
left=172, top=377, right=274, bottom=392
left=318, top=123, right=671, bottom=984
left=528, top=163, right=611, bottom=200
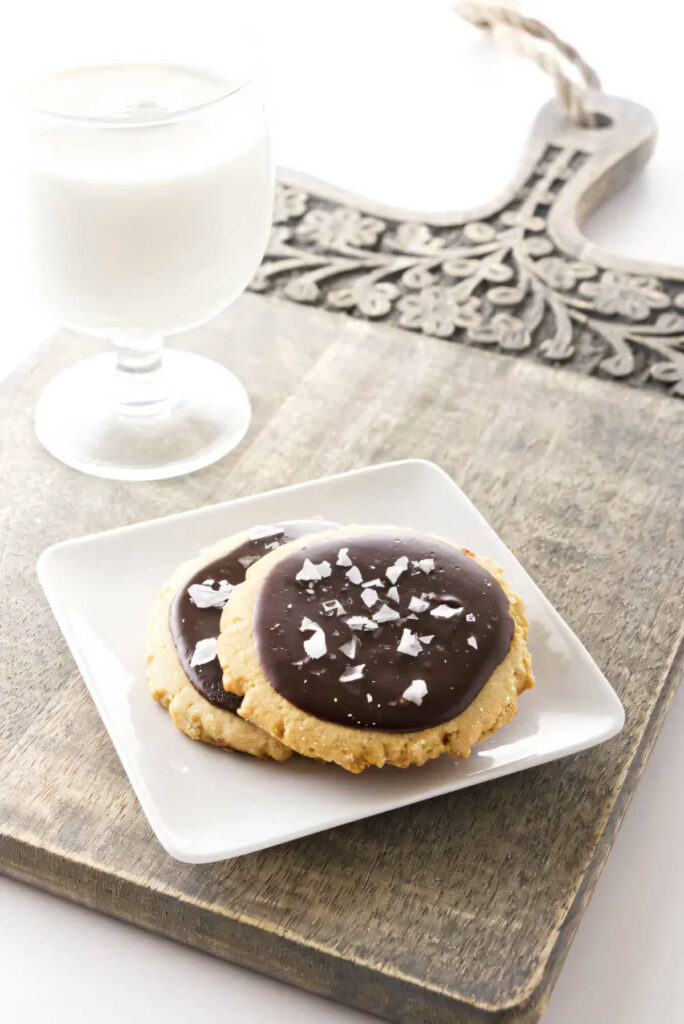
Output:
left=252, top=147, right=684, bottom=397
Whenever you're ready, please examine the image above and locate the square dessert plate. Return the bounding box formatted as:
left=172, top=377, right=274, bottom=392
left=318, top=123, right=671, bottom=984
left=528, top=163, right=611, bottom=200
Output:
left=38, top=460, right=624, bottom=863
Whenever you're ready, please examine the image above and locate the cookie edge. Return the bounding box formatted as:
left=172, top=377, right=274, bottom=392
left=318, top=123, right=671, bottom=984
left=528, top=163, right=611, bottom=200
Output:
left=146, top=533, right=293, bottom=762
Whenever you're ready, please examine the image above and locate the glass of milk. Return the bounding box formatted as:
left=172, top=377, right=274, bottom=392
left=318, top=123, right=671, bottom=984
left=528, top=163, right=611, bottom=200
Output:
left=23, top=62, right=273, bottom=480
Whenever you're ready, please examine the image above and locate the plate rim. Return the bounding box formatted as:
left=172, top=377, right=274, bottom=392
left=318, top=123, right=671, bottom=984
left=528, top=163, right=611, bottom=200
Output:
left=37, top=458, right=442, bottom=563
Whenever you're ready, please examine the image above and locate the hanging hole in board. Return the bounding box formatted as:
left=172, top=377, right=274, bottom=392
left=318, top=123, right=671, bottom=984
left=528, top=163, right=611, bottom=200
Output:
left=586, top=112, right=614, bottom=130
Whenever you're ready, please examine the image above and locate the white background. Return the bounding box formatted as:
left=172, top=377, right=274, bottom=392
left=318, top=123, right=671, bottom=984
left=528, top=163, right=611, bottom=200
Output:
left=1, top=2, right=682, bottom=1021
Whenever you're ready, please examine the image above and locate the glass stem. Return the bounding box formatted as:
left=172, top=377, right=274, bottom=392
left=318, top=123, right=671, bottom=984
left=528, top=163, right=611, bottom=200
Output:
left=113, top=334, right=169, bottom=416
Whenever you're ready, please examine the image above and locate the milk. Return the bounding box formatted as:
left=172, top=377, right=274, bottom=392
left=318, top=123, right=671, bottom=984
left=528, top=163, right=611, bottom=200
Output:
left=24, top=64, right=273, bottom=336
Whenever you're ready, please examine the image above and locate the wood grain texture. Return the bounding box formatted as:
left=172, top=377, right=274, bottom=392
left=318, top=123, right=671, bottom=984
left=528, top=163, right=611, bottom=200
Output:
left=1, top=293, right=682, bottom=1023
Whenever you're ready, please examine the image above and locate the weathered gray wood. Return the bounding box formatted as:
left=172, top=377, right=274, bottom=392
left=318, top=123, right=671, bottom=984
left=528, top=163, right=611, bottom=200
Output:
left=1, top=292, right=682, bottom=1023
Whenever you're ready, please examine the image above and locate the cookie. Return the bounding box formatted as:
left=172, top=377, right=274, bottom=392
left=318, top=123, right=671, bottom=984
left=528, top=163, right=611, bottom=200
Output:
left=218, top=527, right=533, bottom=772
left=146, top=519, right=337, bottom=759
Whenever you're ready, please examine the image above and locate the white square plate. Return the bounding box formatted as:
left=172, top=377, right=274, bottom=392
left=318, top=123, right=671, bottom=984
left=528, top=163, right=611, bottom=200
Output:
left=38, top=460, right=623, bottom=863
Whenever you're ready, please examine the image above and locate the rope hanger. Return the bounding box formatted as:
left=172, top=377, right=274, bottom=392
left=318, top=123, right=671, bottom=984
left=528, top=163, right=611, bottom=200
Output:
left=453, top=1, right=602, bottom=127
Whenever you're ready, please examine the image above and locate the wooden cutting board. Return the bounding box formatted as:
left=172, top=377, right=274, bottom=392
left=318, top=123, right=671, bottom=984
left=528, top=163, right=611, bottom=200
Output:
left=1, top=291, right=681, bottom=1023
left=1, top=96, right=683, bottom=1021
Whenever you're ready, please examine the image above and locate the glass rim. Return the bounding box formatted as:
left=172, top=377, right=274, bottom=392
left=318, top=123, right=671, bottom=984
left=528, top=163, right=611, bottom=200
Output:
left=22, top=61, right=255, bottom=128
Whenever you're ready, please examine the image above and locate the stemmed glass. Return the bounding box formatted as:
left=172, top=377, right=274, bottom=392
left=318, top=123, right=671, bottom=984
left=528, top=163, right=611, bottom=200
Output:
left=23, top=61, right=273, bottom=480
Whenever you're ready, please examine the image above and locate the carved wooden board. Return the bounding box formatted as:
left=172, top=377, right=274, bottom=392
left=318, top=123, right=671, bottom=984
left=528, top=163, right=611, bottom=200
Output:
left=1, top=96, right=683, bottom=1023
left=258, top=94, right=684, bottom=397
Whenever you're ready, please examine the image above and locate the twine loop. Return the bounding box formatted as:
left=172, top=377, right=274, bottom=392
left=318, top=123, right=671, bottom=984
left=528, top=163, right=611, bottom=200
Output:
left=453, top=1, right=602, bottom=127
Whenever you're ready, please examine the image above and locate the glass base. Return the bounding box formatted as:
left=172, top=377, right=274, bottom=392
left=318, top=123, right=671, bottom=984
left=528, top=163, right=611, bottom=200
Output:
left=35, top=350, right=251, bottom=481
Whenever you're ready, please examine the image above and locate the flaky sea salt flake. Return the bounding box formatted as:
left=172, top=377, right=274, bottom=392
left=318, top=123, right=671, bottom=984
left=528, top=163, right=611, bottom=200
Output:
left=296, top=558, right=322, bottom=582
left=188, top=580, right=233, bottom=609
left=346, top=616, right=377, bottom=631
left=386, top=555, right=409, bottom=584
left=346, top=565, right=363, bottom=585
left=238, top=554, right=260, bottom=569
left=419, top=634, right=435, bottom=644
left=190, top=637, right=218, bottom=667
left=409, top=595, right=430, bottom=613
left=413, top=558, right=435, bottom=574
left=322, top=598, right=345, bottom=617
left=361, top=588, right=379, bottom=608
left=466, top=612, right=476, bottom=622
left=430, top=604, right=461, bottom=619
left=299, top=616, right=319, bottom=632
left=339, top=664, right=365, bottom=683
left=303, top=627, right=327, bottom=659
left=373, top=603, right=400, bottom=624
left=336, top=547, right=352, bottom=567
left=402, top=679, right=428, bottom=705
left=339, top=638, right=358, bottom=659
left=397, top=628, right=423, bottom=657
left=467, top=635, right=478, bottom=650
left=386, top=586, right=400, bottom=603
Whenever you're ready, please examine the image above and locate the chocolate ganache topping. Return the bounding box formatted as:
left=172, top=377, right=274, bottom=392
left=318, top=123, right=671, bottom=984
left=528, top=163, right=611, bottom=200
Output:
left=169, top=520, right=338, bottom=713
left=253, top=531, right=514, bottom=731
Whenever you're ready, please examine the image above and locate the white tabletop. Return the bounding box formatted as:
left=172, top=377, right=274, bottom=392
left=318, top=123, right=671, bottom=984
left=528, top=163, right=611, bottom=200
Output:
left=1, top=2, right=682, bottom=1021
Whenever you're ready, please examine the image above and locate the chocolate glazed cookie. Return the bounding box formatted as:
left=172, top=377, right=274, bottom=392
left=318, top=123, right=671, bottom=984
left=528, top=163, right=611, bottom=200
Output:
left=146, top=519, right=337, bottom=759
left=219, top=527, right=534, bottom=772
left=253, top=532, right=514, bottom=731
left=169, top=520, right=338, bottom=713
